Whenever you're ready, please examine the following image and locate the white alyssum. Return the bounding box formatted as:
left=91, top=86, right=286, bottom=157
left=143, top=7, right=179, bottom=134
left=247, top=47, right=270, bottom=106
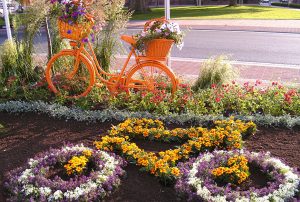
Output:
left=186, top=150, right=300, bottom=202
left=13, top=145, right=122, bottom=201
left=1, top=100, right=299, bottom=127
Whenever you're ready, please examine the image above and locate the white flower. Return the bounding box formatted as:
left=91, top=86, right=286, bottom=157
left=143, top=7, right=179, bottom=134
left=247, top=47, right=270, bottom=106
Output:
left=39, top=187, right=52, bottom=196
left=185, top=150, right=300, bottom=202
left=53, top=190, right=63, bottom=200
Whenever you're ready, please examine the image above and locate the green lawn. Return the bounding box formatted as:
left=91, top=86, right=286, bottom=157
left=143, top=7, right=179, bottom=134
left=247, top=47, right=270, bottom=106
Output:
left=131, top=5, right=300, bottom=20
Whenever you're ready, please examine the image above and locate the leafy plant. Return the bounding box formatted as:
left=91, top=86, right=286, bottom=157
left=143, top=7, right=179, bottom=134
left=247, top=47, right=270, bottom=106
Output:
left=93, top=0, right=131, bottom=73
left=192, top=55, right=238, bottom=91
left=0, top=40, right=18, bottom=81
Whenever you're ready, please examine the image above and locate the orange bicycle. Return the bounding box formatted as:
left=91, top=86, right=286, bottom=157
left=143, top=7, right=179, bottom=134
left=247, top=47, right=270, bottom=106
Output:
left=45, top=4, right=177, bottom=98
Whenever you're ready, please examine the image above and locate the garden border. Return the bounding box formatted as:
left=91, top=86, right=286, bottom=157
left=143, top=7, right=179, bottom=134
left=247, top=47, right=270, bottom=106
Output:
left=0, top=100, right=300, bottom=128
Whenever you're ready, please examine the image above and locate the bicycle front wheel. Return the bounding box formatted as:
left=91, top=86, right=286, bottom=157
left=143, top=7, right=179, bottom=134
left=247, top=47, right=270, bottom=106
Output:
left=125, top=61, right=178, bottom=94
left=45, top=50, right=95, bottom=98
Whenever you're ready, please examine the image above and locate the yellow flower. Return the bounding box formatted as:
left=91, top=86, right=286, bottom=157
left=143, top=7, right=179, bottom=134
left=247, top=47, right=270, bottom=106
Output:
left=171, top=167, right=180, bottom=176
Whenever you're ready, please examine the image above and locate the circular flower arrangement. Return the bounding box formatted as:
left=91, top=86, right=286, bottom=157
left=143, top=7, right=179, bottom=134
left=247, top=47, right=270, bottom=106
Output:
left=4, top=144, right=126, bottom=201
left=94, top=118, right=256, bottom=183
left=176, top=150, right=300, bottom=201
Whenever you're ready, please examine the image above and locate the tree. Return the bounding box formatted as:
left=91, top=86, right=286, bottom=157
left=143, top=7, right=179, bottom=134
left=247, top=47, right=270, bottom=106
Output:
left=228, top=0, right=238, bottom=6
left=128, top=0, right=150, bottom=13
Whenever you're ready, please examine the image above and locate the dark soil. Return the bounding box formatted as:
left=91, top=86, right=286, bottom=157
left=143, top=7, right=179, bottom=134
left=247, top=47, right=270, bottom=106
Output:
left=0, top=112, right=299, bottom=202
left=238, top=163, right=269, bottom=191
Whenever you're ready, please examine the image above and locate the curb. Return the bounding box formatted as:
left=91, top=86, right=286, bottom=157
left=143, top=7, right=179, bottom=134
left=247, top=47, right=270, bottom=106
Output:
left=127, top=24, right=300, bottom=34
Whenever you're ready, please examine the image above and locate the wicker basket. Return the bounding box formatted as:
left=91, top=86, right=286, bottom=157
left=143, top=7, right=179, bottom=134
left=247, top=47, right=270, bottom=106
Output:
left=58, top=19, right=92, bottom=41
left=145, top=39, right=174, bottom=58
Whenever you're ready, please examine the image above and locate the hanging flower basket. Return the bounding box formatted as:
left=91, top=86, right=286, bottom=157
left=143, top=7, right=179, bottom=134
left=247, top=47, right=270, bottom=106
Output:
left=58, top=19, right=92, bottom=41
left=145, top=39, right=174, bottom=58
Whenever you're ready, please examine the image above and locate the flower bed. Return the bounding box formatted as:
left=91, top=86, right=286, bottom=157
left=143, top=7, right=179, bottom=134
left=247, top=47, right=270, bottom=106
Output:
left=94, top=118, right=256, bottom=183
left=4, top=144, right=126, bottom=201
left=176, top=150, right=300, bottom=201
left=2, top=100, right=299, bottom=128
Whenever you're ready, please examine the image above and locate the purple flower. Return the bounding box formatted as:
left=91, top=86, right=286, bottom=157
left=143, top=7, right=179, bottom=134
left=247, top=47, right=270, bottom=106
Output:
left=4, top=144, right=126, bottom=201
left=67, top=30, right=72, bottom=34
left=82, top=38, right=89, bottom=43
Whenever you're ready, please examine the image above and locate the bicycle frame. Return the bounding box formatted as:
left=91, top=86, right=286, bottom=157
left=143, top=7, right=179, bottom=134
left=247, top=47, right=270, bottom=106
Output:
left=68, top=40, right=140, bottom=88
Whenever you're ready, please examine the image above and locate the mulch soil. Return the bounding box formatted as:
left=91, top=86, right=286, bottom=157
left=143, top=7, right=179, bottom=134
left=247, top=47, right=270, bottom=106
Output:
left=0, top=112, right=299, bottom=202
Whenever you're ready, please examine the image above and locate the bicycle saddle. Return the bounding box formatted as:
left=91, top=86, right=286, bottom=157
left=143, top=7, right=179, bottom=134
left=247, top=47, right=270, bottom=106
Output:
left=121, top=35, right=136, bottom=46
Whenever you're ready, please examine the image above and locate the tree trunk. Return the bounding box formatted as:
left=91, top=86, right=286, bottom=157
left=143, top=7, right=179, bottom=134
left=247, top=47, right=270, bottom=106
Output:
left=129, top=0, right=150, bottom=13
left=228, top=0, right=238, bottom=6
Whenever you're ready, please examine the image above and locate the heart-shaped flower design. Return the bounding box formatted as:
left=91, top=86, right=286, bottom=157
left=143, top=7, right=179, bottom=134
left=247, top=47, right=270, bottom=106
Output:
left=94, top=118, right=256, bottom=183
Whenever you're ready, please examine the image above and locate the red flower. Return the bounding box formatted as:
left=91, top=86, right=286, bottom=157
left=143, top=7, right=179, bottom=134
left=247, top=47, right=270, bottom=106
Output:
left=284, top=94, right=292, bottom=104
left=211, top=84, right=217, bottom=89
left=215, top=97, right=221, bottom=103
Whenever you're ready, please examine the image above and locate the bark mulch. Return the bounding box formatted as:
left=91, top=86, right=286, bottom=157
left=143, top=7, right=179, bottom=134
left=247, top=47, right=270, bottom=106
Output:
left=0, top=112, right=299, bottom=202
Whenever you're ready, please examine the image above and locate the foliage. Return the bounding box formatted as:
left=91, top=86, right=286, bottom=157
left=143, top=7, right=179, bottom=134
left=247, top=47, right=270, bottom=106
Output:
left=109, top=83, right=195, bottom=115
left=128, top=0, right=150, bottom=13
left=135, top=20, right=184, bottom=53
left=0, top=123, right=5, bottom=135
left=0, top=40, right=18, bottom=80
left=93, top=0, right=131, bottom=72
left=9, top=0, right=51, bottom=83
left=271, top=2, right=300, bottom=9
left=1, top=100, right=300, bottom=128
left=94, top=118, right=256, bottom=183
left=192, top=56, right=238, bottom=91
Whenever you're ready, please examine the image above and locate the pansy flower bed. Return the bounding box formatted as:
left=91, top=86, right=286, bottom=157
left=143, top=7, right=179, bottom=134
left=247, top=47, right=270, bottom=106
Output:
left=176, top=150, right=300, bottom=201
left=94, top=118, right=256, bottom=183
left=4, top=144, right=126, bottom=201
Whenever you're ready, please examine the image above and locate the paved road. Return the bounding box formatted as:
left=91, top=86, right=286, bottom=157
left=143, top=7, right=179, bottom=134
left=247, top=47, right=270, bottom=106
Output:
left=126, top=29, right=300, bottom=65
left=1, top=29, right=300, bottom=65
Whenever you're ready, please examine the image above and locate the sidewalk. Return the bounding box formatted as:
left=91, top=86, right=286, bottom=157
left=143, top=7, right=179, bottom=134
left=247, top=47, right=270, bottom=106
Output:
left=113, top=56, right=300, bottom=85
left=128, top=19, right=300, bottom=33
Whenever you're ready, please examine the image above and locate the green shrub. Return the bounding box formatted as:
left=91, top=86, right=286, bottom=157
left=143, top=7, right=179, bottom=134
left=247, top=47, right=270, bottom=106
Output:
left=0, top=40, right=18, bottom=81
left=289, top=3, right=300, bottom=9
left=271, top=2, right=300, bottom=8
left=271, top=2, right=288, bottom=7
left=192, top=56, right=238, bottom=91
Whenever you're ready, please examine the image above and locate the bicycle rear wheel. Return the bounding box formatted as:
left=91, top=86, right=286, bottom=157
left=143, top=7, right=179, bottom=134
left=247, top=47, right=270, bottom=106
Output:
left=125, top=61, right=177, bottom=94
left=45, top=50, right=95, bottom=98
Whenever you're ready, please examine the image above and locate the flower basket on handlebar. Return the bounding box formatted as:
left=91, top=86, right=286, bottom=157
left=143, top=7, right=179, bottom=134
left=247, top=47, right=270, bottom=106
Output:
left=145, top=39, right=174, bottom=58
left=58, top=19, right=93, bottom=41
